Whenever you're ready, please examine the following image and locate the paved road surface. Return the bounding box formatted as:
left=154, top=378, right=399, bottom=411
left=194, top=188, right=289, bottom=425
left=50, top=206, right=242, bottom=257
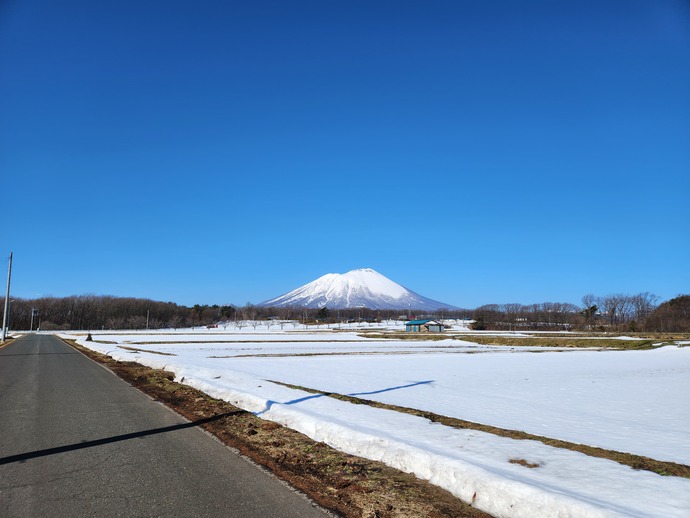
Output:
left=0, top=334, right=329, bottom=517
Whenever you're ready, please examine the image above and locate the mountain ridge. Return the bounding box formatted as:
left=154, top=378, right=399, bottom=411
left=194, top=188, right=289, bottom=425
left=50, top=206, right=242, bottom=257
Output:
left=259, top=268, right=457, bottom=310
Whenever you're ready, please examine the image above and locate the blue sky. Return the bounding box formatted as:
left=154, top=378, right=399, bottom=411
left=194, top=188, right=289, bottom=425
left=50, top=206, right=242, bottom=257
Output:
left=1, top=0, right=688, bottom=309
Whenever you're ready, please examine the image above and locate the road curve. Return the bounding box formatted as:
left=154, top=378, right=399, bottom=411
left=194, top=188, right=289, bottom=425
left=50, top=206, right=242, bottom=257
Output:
left=0, top=334, right=329, bottom=517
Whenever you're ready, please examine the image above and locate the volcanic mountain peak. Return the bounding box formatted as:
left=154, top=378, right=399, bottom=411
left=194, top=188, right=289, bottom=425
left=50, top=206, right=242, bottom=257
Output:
left=260, top=268, right=456, bottom=310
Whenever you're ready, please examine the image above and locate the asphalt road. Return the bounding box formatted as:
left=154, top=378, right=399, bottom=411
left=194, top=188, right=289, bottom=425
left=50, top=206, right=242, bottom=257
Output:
left=0, top=334, right=329, bottom=517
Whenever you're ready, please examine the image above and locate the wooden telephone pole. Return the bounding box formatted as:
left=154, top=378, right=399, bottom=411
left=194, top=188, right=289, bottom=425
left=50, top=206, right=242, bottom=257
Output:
left=2, top=252, right=13, bottom=342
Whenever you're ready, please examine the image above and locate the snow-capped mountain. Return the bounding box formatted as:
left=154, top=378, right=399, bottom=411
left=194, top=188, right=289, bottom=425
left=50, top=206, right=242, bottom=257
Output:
left=259, top=268, right=456, bottom=310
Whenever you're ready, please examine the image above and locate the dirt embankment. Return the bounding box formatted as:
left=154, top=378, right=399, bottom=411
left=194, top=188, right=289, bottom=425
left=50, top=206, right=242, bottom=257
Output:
left=63, top=339, right=489, bottom=518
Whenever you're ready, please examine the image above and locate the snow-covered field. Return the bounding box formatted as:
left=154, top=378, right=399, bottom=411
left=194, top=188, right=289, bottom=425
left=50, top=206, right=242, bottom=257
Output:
left=59, top=326, right=690, bottom=518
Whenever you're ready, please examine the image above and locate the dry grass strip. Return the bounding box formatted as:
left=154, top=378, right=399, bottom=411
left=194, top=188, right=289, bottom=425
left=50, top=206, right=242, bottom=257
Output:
left=117, top=345, right=177, bottom=356
left=364, top=332, right=683, bottom=350
left=452, top=336, right=661, bottom=349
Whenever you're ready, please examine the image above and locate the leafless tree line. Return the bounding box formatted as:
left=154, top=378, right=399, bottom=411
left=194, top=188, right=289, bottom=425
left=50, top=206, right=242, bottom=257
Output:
left=3, top=292, right=688, bottom=332
left=472, top=302, right=579, bottom=331
left=580, top=292, right=660, bottom=330
left=3, top=296, right=233, bottom=331
left=2, top=297, right=468, bottom=331
left=226, top=304, right=469, bottom=325
left=471, top=292, right=690, bottom=332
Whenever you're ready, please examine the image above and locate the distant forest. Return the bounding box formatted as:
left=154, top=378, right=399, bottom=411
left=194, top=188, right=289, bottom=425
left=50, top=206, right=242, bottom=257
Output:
left=2, top=292, right=689, bottom=333
left=470, top=293, right=689, bottom=333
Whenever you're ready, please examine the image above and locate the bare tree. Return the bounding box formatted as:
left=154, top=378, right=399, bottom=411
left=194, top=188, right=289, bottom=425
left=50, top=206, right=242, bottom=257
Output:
left=631, top=292, right=659, bottom=323
left=502, top=303, right=522, bottom=330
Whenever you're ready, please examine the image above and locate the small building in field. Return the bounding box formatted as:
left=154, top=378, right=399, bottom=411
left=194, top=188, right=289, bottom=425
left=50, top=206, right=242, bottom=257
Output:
left=405, top=319, right=444, bottom=333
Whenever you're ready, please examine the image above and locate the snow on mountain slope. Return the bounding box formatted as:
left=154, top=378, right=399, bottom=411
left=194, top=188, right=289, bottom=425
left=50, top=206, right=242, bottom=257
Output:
left=260, top=268, right=457, bottom=310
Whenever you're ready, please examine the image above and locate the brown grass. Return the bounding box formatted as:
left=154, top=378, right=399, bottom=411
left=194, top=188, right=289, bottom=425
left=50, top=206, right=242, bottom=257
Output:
left=488, top=332, right=690, bottom=340
left=364, top=331, right=685, bottom=350
left=62, top=339, right=489, bottom=518
left=452, top=335, right=659, bottom=349
left=508, top=459, right=542, bottom=469
left=117, top=345, right=177, bottom=356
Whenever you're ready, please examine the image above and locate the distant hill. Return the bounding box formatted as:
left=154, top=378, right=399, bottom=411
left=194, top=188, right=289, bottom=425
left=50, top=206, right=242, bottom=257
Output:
left=259, top=268, right=457, bottom=311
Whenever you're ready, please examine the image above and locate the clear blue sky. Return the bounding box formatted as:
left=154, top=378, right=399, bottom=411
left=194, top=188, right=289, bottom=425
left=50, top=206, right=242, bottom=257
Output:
left=1, top=0, right=688, bottom=309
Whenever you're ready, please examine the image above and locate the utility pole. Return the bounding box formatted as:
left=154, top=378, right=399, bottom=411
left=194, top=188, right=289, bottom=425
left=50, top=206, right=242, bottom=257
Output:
left=2, top=252, right=13, bottom=342
left=30, top=308, right=37, bottom=332
left=146, top=310, right=150, bottom=331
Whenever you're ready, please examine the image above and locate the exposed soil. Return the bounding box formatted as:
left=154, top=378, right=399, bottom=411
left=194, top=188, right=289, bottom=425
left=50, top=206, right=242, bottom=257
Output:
left=117, top=345, right=177, bottom=356
left=365, top=332, right=670, bottom=350
left=451, top=336, right=660, bottom=349
left=63, top=339, right=489, bottom=518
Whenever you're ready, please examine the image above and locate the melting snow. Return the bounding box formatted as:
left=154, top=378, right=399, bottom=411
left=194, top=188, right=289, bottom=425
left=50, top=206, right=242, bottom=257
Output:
left=62, top=327, right=690, bottom=517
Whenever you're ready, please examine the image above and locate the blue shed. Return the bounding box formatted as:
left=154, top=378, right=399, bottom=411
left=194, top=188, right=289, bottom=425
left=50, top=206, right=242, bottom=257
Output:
left=405, top=319, right=443, bottom=332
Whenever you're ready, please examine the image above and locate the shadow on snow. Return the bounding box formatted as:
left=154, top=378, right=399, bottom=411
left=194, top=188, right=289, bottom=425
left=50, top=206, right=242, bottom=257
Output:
left=256, top=380, right=434, bottom=416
